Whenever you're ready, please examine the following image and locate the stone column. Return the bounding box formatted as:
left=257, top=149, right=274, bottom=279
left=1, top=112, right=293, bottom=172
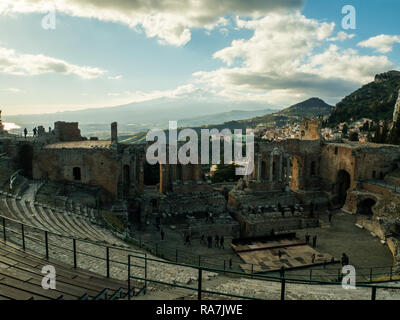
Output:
left=285, top=156, right=291, bottom=191
left=269, top=154, right=274, bottom=182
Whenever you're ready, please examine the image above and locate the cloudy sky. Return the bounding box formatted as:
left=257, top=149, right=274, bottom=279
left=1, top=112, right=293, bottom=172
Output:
left=0, top=0, right=399, bottom=115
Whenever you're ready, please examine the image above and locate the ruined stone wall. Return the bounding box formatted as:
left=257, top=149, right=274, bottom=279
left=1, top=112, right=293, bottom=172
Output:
left=54, top=122, right=83, bottom=142
left=319, top=144, right=356, bottom=194
left=33, top=148, right=120, bottom=202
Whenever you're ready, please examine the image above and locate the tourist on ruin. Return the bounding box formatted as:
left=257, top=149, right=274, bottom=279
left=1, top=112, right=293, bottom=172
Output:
left=220, top=236, right=224, bottom=249
left=341, top=253, right=349, bottom=266
left=312, top=235, right=317, bottom=248
left=200, top=234, right=205, bottom=245
left=24, top=128, right=27, bottom=138
left=311, top=253, right=316, bottom=263
left=33, top=127, right=37, bottom=136
left=185, top=234, right=191, bottom=247
left=305, top=232, right=310, bottom=244
left=207, top=235, right=212, bottom=248
left=215, top=235, right=220, bottom=248
left=278, top=250, right=283, bottom=259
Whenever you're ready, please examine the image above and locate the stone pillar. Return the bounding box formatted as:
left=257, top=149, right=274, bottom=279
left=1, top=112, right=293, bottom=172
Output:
left=279, top=153, right=283, bottom=182
left=269, top=154, right=274, bottom=182
left=285, top=156, right=291, bottom=191
left=111, top=122, right=118, bottom=144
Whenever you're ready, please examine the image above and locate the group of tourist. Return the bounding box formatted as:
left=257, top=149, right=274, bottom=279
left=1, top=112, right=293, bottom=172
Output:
left=199, top=234, right=225, bottom=249
left=305, top=231, right=318, bottom=248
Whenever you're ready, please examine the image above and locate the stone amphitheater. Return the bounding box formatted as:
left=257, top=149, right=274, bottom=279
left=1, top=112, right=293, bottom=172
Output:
left=1, top=117, right=400, bottom=300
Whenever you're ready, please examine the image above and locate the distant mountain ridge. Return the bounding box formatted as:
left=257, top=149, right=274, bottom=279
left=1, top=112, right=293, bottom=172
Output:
left=120, top=97, right=334, bottom=144
left=328, top=70, right=400, bottom=124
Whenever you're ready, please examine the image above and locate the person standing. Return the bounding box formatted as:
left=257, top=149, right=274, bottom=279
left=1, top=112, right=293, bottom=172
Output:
left=305, top=232, right=310, bottom=245
left=215, top=235, right=220, bottom=248
left=312, top=235, right=317, bottom=248
left=24, top=128, right=28, bottom=138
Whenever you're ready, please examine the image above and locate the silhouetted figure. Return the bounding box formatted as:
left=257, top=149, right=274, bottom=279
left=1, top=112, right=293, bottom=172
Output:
left=229, top=258, right=233, bottom=269
left=278, top=250, right=283, bottom=259
left=312, top=235, right=317, bottom=248
left=215, top=235, right=220, bottom=248
left=24, top=128, right=27, bottom=138
left=33, top=127, right=37, bottom=136
left=220, top=236, right=224, bottom=249
left=185, top=234, right=191, bottom=247
left=341, top=253, right=349, bottom=266
left=311, top=253, right=316, bottom=264
left=160, top=229, right=165, bottom=241
left=328, top=211, right=332, bottom=223
left=207, top=236, right=212, bottom=249
left=305, top=232, right=310, bottom=245
left=200, top=234, right=205, bottom=245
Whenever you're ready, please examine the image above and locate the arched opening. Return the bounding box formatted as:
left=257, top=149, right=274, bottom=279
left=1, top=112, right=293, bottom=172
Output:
left=272, top=160, right=276, bottom=181
left=176, top=164, right=183, bottom=182
left=336, top=170, right=351, bottom=206
left=17, top=144, right=34, bottom=179
left=310, top=161, right=316, bottom=176
left=261, top=161, right=267, bottom=180
left=144, top=162, right=160, bottom=186
left=123, top=165, right=131, bottom=185
left=73, top=167, right=81, bottom=181
left=356, top=198, right=376, bottom=217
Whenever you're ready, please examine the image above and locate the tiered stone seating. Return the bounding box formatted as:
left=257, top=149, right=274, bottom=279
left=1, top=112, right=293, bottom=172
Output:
left=0, top=194, right=127, bottom=247
left=0, top=239, right=129, bottom=300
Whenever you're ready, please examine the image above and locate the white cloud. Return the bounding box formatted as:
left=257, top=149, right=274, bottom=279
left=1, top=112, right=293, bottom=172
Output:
left=108, top=75, right=122, bottom=80
left=328, top=31, right=355, bottom=42
left=0, top=0, right=304, bottom=46
left=4, top=87, right=24, bottom=93
left=358, top=34, right=400, bottom=53
left=194, top=13, right=398, bottom=106
left=0, top=47, right=107, bottom=78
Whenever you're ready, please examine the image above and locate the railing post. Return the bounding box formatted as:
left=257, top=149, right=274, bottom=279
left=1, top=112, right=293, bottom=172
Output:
left=2, top=217, right=6, bottom=242
left=21, top=224, right=25, bottom=250
left=106, top=247, right=110, bottom=278
left=128, top=255, right=131, bottom=301
left=370, top=268, right=373, bottom=282
left=45, top=231, right=49, bottom=259
left=198, top=268, right=203, bottom=301
left=144, top=253, right=148, bottom=295
left=224, top=260, right=226, bottom=274
left=73, top=239, right=77, bottom=268
left=280, top=266, right=285, bottom=301
left=371, top=286, right=377, bottom=301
